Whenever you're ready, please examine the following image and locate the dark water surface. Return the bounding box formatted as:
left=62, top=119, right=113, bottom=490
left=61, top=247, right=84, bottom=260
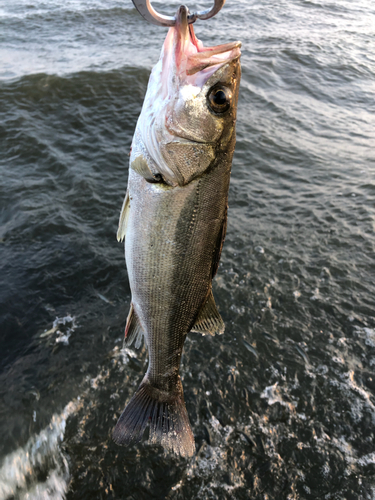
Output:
left=1, top=0, right=375, bottom=498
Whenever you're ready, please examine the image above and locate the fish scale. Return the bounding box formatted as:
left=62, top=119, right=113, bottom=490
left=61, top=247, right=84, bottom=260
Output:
left=113, top=5, right=241, bottom=457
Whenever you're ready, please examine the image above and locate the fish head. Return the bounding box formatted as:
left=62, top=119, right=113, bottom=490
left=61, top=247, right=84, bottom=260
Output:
left=134, top=6, right=241, bottom=186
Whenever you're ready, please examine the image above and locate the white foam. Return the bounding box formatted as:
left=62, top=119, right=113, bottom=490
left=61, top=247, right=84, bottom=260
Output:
left=111, top=345, right=137, bottom=368
left=354, top=325, right=375, bottom=348
left=364, top=327, right=375, bottom=347
left=40, top=315, right=77, bottom=345
left=344, top=370, right=375, bottom=424
left=261, top=382, right=296, bottom=412
left=0, top=401, right=79, bottom=500
left=173, top=417, right=245, bottom=496
left=357, top=452, right=375, bottom=467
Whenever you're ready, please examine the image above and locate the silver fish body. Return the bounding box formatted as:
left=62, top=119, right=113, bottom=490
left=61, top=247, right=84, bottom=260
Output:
left=113, top=6, right=241, bottom=457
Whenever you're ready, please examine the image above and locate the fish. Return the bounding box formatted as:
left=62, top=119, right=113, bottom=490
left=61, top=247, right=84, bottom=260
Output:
left=112, top=5, right=241, bottom=457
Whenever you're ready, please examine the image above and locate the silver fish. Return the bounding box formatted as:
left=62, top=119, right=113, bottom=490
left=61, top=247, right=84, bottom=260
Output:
left=113, top=6, right=241, bottom=457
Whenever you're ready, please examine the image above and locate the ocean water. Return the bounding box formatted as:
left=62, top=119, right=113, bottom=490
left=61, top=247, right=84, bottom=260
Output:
left=1, top=0, right=375, bottom=498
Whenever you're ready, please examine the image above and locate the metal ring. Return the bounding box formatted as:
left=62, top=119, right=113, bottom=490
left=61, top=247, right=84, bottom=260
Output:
left=131, top=0, right=226, bottom=27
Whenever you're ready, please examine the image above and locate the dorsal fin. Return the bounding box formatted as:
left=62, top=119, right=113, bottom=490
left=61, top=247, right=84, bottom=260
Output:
left=124, top=303, right=145, bottom=349
left=191, top=290, right=225, bottom=336
left=117, top=190, right=130, bottom=242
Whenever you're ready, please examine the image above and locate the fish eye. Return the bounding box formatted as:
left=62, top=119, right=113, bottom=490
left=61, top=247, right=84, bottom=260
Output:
left=207, top=86, right=232, bottom=114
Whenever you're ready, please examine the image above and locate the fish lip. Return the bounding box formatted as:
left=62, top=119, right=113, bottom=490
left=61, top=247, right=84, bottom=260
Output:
left=171, top=7, right=241, bottom=80
left=183, top=9, right=241, bottom=54
left=187, top=51, right=241, bottom=76
left=196, top=40, right=242, bottom=54
left=186, top=28, right=242, bottom=76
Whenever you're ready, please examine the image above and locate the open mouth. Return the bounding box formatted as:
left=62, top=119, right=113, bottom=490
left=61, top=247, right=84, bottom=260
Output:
left=186, top=25, right=241, bottom=76
left=162, top=5, right=241, bottom=85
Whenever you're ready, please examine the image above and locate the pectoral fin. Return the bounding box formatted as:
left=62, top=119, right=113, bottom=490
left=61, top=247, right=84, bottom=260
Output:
left=124, top=303, right=145, bottom=348
left=191, top=290, right=225, bottom=336
left=131, top=154, right=158, bottom=182
left=117, top=190, right=130, bottom=242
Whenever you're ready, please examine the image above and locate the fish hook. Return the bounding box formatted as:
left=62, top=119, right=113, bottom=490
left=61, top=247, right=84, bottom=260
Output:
left=131, top=0, right=226, bottom=27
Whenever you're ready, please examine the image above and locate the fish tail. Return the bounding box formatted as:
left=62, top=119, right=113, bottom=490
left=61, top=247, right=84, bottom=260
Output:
left=112, top=377, right=195, bottom=458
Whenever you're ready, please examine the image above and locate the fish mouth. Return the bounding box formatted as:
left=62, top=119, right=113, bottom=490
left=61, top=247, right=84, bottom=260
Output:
left=184, top=17, right=241, bottom=77
left=163, top=5, right=241, bottom=87
left=186, top=39, right=241, bottom=76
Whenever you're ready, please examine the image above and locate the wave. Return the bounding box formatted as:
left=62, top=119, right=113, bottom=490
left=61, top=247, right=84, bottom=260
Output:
left=0, top=66, right=150, bottom=102
left=0, top=0, right=134, bottom=21
left=0, top=401, right=80, bottom=500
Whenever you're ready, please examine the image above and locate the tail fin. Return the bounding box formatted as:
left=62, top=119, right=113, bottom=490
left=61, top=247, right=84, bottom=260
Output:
left=112, top=377, right=195, bottom=458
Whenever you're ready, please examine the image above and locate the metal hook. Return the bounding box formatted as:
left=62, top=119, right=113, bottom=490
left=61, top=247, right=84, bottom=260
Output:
left=131, top=0, right=226, bottom=27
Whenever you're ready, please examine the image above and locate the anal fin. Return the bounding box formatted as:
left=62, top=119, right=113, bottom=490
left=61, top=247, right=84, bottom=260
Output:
left=191, top=290, right=225, bottom=336
left=117, top=190, right=130, bottom=242
left=125, top=303, right=145, bottom=349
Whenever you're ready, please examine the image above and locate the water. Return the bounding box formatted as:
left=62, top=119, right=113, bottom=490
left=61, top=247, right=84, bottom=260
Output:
left=1, top=0, right=375, bottom=498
